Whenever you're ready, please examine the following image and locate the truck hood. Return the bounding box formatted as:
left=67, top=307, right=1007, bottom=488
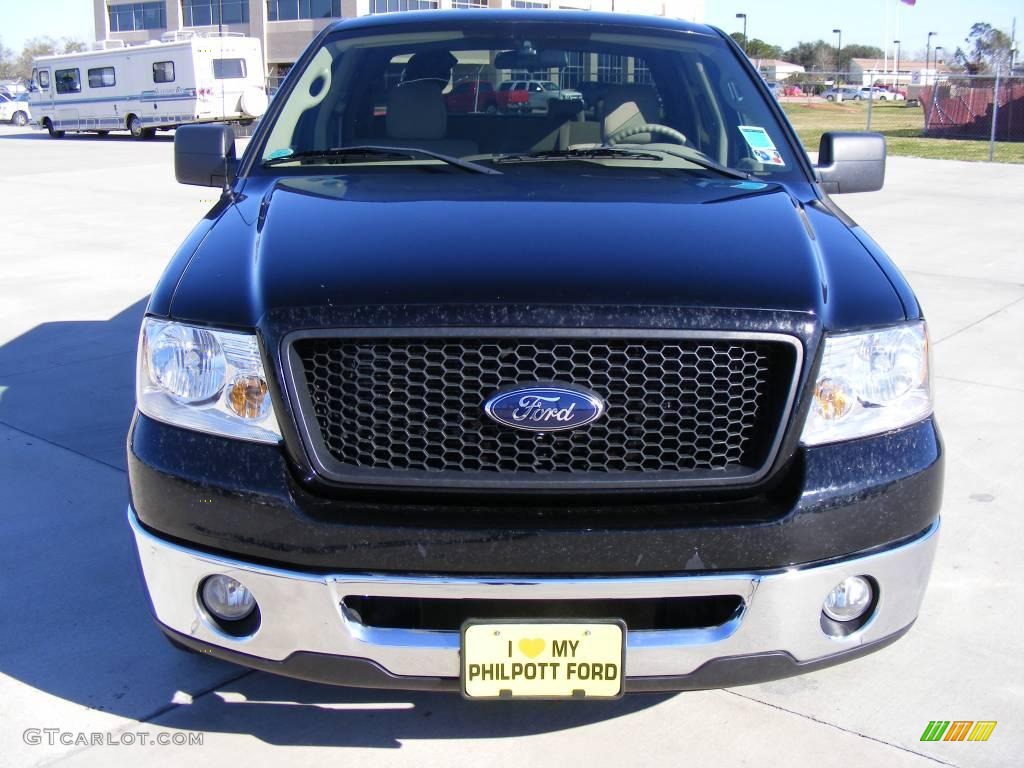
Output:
left=168, top=173, right=905, bottom=330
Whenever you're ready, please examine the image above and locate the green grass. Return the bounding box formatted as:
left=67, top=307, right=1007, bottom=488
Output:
left=781, top=101, right=1024, bottom=164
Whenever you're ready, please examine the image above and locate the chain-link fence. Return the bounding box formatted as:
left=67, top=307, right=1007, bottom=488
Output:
left=761, top=69, right=1024, bottom=161
left=921, top=74, right=1024, bottom=144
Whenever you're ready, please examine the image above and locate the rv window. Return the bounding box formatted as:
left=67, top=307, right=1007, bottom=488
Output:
left=153, top=61, right=175, bottom=83
left=213, top=58, right=247, bottom=80
left=89, top=67, right=117, bottom=88
left=55, top=69, right=81, bottom=95
left=38, top=70, right=49, bottom=89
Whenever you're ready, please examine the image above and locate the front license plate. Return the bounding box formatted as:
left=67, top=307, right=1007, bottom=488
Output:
left=461, top=620, right=626, bottom=700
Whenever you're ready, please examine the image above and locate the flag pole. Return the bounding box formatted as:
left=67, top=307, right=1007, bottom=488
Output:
left=883, top=0, right=889, bottom=77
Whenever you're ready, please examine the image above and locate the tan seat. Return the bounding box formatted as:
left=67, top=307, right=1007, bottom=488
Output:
left=385, top=81, right=478, bottom=157
left=601, top=84, right=661, bottom=143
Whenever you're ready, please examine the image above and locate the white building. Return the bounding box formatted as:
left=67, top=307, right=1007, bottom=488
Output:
left=94, top=1, right=704, bottom=81
left=751, top=58, right=804, bottom=82
left=848, top=57, right=950, bottom=87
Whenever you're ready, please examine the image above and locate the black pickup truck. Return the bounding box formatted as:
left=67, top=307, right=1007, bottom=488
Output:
left=129, top=10, right=941, bottom=699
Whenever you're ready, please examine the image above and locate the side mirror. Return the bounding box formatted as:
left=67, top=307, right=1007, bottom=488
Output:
left=174, top=124, right=237, bottom=188
left=816, top=132, right=886, bottom=194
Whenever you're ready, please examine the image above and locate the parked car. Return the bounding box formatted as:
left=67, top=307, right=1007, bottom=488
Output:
left=445, top=79, right=498, bottom=113
left=860, top=86, right=905, bottom=101
left=822, top=86, right=861, bottom=101
left=137, top=9, right=940, bottom=700
left=0, top=92, right=31, bottom=126
left=497, top=79, right=583, bottom=112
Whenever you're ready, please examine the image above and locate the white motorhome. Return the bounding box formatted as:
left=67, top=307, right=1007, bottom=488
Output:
left=29, top=32, right=267, bottom=139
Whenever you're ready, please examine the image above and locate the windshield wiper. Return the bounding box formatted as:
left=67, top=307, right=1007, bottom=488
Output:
left=263, top=145, right=501, bottom=175
left=615, top=145, right=754, bottom=181
left=494, top=147, right=665, bottom=164
left=494, top=146, right=754, bottom=180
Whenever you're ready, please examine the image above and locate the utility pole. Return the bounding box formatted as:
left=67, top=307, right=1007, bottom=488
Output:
left=736, top=13, right=748, bottom=55
left=926, top=31, right=936, bottom=86
left=893, top=39, right=901, bottom=89
left=833, top=28, right=843, bottom=81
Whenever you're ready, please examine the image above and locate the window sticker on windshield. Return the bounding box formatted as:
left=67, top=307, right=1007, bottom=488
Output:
left=738, top=126, right=785, bottom=166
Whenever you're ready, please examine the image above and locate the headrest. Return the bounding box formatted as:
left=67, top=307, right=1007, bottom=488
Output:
left=386, top=81, right=447, bottom=140
left=403, top=51, right=458, bottom=85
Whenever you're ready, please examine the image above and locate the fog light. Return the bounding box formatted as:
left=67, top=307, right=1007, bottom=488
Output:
left=823, top=576, right=873, bottom=622
left=201, top=575, right=256, bottom=621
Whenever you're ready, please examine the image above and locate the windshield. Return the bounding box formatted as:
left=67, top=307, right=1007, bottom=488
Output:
left=258, top=21, right=803, bottom=180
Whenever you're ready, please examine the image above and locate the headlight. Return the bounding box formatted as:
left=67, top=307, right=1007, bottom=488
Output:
left=137, top=318, right=282, bottom=443
left=801, top=321, right=932, bottom=446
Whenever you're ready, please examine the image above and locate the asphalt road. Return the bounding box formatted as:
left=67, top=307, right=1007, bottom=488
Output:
left=0, top=124, right=1020, bottom=767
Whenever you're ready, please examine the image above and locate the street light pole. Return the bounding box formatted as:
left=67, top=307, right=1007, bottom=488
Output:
left=926, top=31, right=936, bottom=86
left=833, top=28, right=842, bottom=82
left=893, top=39, right=901, bottom=89
left=736, top=13, right=747, bottom=55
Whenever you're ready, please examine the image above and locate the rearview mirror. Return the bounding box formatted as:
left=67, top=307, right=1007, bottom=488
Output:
left=174, top=124, right=237, bottom=188
left=494, top=48, right=567, bottom=70
left=816, top=132, right=886, bottom=194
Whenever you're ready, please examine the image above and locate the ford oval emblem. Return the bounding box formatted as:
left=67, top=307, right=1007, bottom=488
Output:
left=483, top=385, right=606, bottom=432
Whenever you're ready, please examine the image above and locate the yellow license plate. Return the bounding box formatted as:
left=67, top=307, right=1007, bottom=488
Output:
left=461, top=620, right=626, bottom=699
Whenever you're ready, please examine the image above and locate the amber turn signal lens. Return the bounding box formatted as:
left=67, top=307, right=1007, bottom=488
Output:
left=228, top=375, right=270, bottom=420
left=813, top=377, right=853, bottom=421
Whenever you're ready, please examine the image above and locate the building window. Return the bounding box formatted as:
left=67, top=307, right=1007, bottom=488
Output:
left=632, top=57, right=653, bottom=85
left=108, top=2, right=166, bottom=32
left=183, top=0, right=250, bottom=26
left=451, top=0, right=487, bottom=7
left=511, top=0, right=548, bottom=7
left=55, top=68, right=81, bottom=94
left=88, top=66, right=117, bottom=88
left=597, top=53, right=626, bottom=83
left=561, top=50, right=583, bottom=89
left=368, top=0, right=439, bottom=12
left=267, top=0, right=344, bottom=20
left=213, top=58, right=247, bottom=79
left=153, top=61, right=176, bottom=83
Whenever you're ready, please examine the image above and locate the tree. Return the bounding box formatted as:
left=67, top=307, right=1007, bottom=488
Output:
left=13, top=36, right=86, bottom=81
left=0, top=37, right=17, bottom=79
left=954, top=22, right=1013, bottom=74
left=729, top=32, right=783, bottom=60
left=838, top=44, right=884, bottom=71
left=784, top=41, right=836, bottom=72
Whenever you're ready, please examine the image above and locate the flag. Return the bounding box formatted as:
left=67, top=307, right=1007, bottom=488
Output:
left=901, top=0, right=916, bottom=6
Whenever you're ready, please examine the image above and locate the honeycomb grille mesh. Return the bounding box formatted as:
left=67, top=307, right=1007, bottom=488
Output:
left=292, top=336, right=791, bottom=477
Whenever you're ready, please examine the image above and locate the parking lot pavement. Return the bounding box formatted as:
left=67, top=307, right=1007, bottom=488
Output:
left=1, top=124, right=1021, bottom=767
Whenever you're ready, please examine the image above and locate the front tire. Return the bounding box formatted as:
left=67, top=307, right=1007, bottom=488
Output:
left=12, top=111, right=28, bottom=127
left=44, top=119, right=64, bottom=139
left=128, top=115, right=149, bottom=140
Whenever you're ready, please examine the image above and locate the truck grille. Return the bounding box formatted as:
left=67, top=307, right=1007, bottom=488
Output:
left=286, top=332, right=800, bottom=490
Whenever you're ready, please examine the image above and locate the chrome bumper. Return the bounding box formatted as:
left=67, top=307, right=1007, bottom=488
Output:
left=129, top=508, right=938, bottom=681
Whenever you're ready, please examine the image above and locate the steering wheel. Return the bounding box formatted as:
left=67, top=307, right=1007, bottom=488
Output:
left=605, top=123, right=688, bottom=147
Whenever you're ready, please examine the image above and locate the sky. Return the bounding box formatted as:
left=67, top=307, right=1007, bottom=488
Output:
left=0, top=0, right=1019, bottom=57
left=703, top=0, right=1021, bottom=60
